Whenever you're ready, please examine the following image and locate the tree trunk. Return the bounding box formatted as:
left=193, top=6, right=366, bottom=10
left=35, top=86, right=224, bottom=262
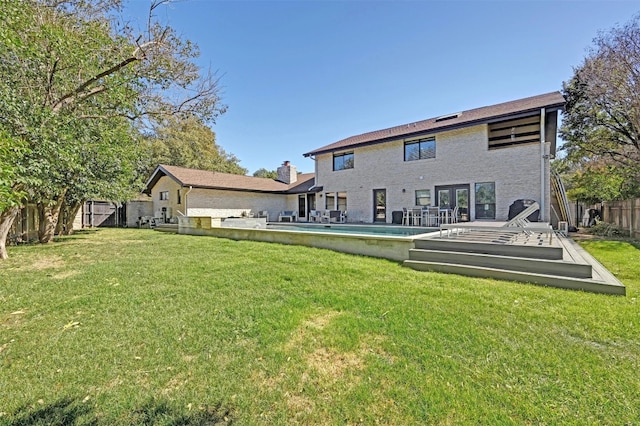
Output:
left=38, top=193, right=66, bottom=243
left=55, top=199, right=66, bottom=236
left=0, top=206, right=20, bottom=260
left=62, top=201, right=82, bottom=235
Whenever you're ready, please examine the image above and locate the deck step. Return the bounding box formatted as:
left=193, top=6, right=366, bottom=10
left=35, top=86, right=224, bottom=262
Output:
left=413, top=238, right=563, bottom=260
left=408, top=248, right=592, bottom=278
left=403, top=260, right=626, bottom=295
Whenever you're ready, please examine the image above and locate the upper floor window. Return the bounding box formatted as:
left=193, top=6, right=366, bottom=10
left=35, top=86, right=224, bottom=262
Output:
left=159, top=191, right=169, bottom=201
left=333, top=152, right=354, bottom=171
left=405, top=138, right=435, bottom=161
left=488, top=115, right=540, bottom=150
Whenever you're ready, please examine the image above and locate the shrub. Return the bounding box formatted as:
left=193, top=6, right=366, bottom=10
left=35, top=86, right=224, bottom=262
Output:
left=587, top=220, right=629, bottom=237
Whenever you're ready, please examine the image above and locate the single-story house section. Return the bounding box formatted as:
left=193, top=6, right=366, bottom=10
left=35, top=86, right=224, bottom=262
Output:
left=143, top=162, right=317, bottom=222
left=303, top=91, right=566, bottom=225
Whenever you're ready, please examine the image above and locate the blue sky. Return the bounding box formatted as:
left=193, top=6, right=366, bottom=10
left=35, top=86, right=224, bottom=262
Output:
left=122, top=0, right=639, bottom=175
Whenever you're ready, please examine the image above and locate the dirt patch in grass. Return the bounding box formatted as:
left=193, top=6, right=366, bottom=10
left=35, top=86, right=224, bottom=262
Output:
left=359, top=334, right=396, bottom=365
left=52, top=270, right=79, bottom=279
left=162, top=373, right=188, bottom=395
left=30, top=255, right=65, bottom=270
left=255, top=310, right=385, bottom=422
left=284, top=310, right=342, bottom=351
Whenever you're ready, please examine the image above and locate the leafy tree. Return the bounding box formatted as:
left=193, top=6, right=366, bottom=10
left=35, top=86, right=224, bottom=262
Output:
left=0, top=132, right=30, bottom=259
left=560, top=13, right=640, bottom=201
left=0, top=0, right=226, bottom=257
left=253, top=168, right=279, bottom=179
left=555, top=158, right=629, bottom=205
left=140, top=115, right=246, bottom=178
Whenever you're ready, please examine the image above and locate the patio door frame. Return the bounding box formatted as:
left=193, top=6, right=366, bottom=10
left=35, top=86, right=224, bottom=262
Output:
left=435, top=184, right=470, bottom=222
left=301, top=193, right=316, bottom=221
left=373, top=189, right=386, bottom=223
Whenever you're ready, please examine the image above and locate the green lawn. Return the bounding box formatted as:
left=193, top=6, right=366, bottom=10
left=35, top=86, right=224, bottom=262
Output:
left=0, top=229, right=638, bottom=425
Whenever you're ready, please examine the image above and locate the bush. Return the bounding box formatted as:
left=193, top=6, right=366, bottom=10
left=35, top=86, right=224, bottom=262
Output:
left=587, top=220, right=630, bottom=237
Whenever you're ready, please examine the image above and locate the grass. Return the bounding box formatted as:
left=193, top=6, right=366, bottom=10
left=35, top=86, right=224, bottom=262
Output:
left=0, top=228, right=638, bottom=425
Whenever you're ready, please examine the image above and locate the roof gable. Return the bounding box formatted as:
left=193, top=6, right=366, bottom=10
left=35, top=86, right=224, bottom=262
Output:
left=144, top=164, right=314, bottom=194
left=304, top=91, right=565, bottom=157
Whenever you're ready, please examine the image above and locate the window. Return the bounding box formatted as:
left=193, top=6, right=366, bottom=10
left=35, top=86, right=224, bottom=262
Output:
left=475, top=182, right=496, bottom=219
left=488, top=115, right=540, bottom=150
left=177, top=189, right=182, bottom=205
left=404, top=138, right=435, bottom=161
left=159, top=191, right=169, bottom=201
left=325, top=192, right=336, bottom=210
left=337, top=192, right=347, bottom=211
left=415, top=190, right=431, bottom=206
left=325, top=192, right=347, bottom=210
left=333, top=152, right=354, bottom=171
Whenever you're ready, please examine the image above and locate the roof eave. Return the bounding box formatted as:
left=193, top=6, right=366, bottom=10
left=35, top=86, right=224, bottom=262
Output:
left=304, top=102, right=565, bottom=157
left=143, top=165, right=186, bottom=194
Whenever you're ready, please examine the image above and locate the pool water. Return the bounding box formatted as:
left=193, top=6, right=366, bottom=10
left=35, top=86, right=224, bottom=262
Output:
left=267, top=223, right=435, bottom=237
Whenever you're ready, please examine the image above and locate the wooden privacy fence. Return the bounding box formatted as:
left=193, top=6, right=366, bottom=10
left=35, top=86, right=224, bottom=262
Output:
left=597, top=198, right=640, bottom=238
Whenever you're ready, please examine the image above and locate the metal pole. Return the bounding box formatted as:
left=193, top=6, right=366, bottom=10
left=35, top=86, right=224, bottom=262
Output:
left=540, top=108, right=546, bottom=222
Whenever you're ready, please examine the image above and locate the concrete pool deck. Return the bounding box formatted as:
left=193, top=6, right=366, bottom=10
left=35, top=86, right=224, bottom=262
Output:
left=173, top=217, right=626, bottom=295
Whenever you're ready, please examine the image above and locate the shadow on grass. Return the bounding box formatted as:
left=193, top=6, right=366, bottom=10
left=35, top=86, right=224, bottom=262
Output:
left=6, top=397, right=234, bottom=425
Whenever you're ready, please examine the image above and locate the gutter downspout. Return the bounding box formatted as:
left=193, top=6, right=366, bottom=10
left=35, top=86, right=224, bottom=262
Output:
left=184, top=186, right=193, bottom=216
left=540, top=108, right=546, bottom=222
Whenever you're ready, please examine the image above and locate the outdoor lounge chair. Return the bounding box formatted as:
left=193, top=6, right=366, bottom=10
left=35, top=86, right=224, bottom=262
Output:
left=503, top=202, right=541, bottom=228
left=278, top=211, right=297, bottom=222
left=438, top=201, right=553, bottom=243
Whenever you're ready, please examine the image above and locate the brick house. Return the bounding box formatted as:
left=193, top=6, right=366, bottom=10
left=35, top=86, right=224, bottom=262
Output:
left=143, top=162, right=315, bottom=222
left=303, top=92, right=565, bottom=224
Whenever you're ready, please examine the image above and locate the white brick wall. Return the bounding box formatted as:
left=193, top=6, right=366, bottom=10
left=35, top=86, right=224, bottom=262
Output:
left=315, top=124, right=548, bottom=223
left=150, top=176, right=300, bottom=222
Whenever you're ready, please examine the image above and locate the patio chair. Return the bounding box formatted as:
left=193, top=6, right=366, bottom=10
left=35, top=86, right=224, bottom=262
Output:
left=451, top=206, right=459, bottom=223
left=402, top=208, right=410, bottom=226
left=309, top=210, right=322, bottom=223
left=423, top=207, right=440, bottom=227
left=257, top=210, right=269, bottom=220
left=410, top=208, right=422, bottom=226
left=327, top=210, right=346, bottom=223
left=278, top=211, right=297, bottom=222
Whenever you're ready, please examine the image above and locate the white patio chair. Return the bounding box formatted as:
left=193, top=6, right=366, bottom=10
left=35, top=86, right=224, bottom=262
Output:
left=410, top=208, right=422, bottom=226
left=451, top=206, right=459, bottom=223
left=278, top=211, right=297, bottom=222
left=424, top=207, right=440, bottom=227
left=309, top=210, right=321, bottom=223
left=402, top=208, right=410, bottom=226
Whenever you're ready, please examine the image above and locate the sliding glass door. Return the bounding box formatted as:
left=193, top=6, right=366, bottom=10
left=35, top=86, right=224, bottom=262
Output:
left=435, top=184, right=470, bottom=222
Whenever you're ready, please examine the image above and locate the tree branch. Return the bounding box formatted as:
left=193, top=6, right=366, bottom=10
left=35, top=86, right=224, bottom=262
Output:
left=51, top=39, right=160, bottom=112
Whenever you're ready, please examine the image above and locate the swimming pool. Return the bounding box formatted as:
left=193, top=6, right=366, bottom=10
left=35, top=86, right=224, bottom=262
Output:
left=179, top=216, right=439, bottom=262
left=267, top=223, right=435, bottom=237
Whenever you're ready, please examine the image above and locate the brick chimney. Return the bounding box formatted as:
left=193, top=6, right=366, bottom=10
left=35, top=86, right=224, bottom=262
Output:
left=277, top=160, right=297, bottom=184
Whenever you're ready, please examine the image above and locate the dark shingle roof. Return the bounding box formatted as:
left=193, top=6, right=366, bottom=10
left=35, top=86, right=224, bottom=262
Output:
left=304, top=91, right=565, bottom=157
left=144, top=164, right=314, bottom=194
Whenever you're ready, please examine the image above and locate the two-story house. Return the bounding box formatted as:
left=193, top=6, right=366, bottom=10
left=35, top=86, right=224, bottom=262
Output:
left=303, top=92, right=565, bottom=224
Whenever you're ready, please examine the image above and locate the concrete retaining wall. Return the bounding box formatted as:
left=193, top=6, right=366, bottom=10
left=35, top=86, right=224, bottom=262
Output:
left=177, top=216, right=413, bottom=262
